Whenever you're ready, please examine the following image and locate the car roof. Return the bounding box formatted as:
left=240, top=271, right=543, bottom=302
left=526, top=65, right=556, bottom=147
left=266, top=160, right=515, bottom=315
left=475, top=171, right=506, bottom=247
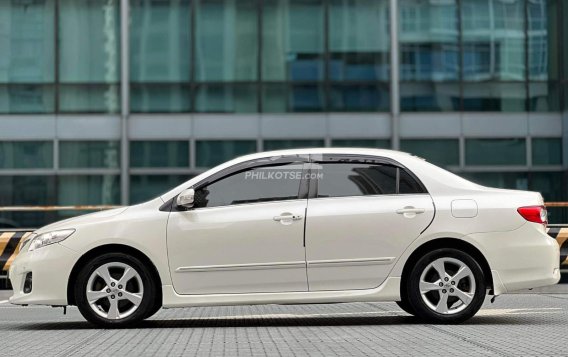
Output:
left=233, top=147, right=414, bottom=162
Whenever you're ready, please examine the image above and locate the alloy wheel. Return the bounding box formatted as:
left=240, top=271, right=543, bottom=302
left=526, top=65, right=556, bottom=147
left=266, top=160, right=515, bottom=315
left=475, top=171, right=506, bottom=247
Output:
left=86, top=262, right=144, bottom=320
left=418, top=257, right=476, bottom=315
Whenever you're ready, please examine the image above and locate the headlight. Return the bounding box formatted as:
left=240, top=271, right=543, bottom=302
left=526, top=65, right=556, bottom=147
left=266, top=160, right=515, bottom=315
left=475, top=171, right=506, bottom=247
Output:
left=28, top=229, right=75, bottom=251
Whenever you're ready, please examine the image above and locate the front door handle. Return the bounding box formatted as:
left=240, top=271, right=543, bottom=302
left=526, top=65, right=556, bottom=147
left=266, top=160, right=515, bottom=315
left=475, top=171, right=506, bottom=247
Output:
left=396, top=207, right=425, bottom=218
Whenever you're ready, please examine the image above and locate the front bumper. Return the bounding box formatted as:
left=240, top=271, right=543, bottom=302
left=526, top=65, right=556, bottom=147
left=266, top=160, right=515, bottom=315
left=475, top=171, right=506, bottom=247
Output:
left=470, top=222, right=560, bottom=294
left=9, top=243, right=79, bottom=306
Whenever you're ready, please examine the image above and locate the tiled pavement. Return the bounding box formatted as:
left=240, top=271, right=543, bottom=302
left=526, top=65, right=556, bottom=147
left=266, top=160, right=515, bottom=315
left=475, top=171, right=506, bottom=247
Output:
left=0, top=292, right=567, bottom=357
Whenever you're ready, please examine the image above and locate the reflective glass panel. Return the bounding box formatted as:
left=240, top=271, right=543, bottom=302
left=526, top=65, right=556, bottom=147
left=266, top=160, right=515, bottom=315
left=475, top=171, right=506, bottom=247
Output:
left=400, top=139, right=459, bottom=167
left=330, top=84, right=389, bottom=112
left=460, top=172, right=528, bottom=190
left=57, top=175, right=120, bottom=205
left=263, top=140, right=324, bottom=151
left=130, top=141, right=189, bottom=168
left=528, top=0, right=558, bottom=80
left=465, top=138, right=526, bottom=166
left=400, top=82, right=460, bottom=111
left=462, top=82, right=526, bottom=111
left=263, top=0, right=325, bottom=81
left=60, top=141, right=120, bottom=169
left=528, top=82, right=561, bottom=112
left=195, top=84, right=257, bottom=113
left=130, top=174, right=192, bottom=204
left=130, top=84, right=191, bottom=113
left=0, top=0, right=55, bottom=84
left=59, top=85, right=120, bottom=113
left=196, top=140, right=257, bottom=167
left=331, top=139, right=390, bottom=148
left=0, top=141, right=53, bottom=169
left=400, top=0, right=458, bottom=81
left=130, top=0, right=191, bottom=82
left=59, top=0, right=120, bottom=113
left=0, top=85, right=55, bottom=114
left=532, top=138, right=562, bottom=165
left=195, top=0, right=257, bottom=81
left=329, top=0, right=389, bottom=81
left=0, top=176, right=57, bottom=228
left=462, top=0, right=526, bottom=81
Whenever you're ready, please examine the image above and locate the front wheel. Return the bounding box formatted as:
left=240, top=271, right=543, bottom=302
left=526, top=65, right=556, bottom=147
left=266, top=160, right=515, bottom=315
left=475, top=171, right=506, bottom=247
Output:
left=406, top=248, right=486, bottom=324
left=74, top=253, right=157, bottom=328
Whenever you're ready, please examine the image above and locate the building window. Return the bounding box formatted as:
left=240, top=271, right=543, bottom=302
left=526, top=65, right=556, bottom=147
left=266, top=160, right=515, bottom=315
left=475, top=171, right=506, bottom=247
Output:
left=59, top=0, right=121, bottom=113
left=331, top=139, right=390, bottom=148
left=532, top=138, right=562, bottom=165
left=465, top=138, right=527, bottom=166
left=195, top=0, right=258, bottom=82
left=196, top=140, right=257, bottom=168
left=263, top=139, right=324, bottom=151
left=57, top=175, right=120, bottom=205
left=130, top=141, right=189, bottom=168
left=130, top=0, right=191, bottom=113
left=263, top=0, right=325, bottom=82
left=0, top=141, right=53, bottom=169
left=195, top=84, right=258, bottom=113
left=130, top=174, right=192, bottom=204
left=60, top=141, right=120, bottom=169
left=400, top=139, right=459, bottom=167
left=0, top=0, right=55, bottom=114
left=399, top=0, right=459, bottom=112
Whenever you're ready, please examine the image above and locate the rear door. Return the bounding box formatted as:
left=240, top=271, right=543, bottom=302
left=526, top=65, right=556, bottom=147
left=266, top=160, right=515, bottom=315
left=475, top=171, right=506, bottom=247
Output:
left=305, top=154, right=435, bottom=291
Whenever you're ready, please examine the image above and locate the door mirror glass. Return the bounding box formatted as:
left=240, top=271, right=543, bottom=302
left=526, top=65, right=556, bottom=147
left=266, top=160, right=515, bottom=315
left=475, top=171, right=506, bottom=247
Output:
left=176, top=188, right=195, bottom=208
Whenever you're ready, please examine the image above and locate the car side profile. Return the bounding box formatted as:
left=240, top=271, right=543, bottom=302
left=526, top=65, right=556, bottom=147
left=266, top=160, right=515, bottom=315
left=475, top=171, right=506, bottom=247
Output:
left=9, top=148, right=560, bottom=327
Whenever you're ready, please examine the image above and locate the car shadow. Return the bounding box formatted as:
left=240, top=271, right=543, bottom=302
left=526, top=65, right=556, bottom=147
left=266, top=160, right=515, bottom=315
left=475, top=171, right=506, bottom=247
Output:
left=12, top=314, right=546, bottom=331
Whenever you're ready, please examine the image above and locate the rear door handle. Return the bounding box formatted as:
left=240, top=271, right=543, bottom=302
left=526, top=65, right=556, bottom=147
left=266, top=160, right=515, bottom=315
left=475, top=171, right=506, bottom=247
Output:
left=273, top=214, right=303, bottom=221
left=396, top=207, right=426, bottom=215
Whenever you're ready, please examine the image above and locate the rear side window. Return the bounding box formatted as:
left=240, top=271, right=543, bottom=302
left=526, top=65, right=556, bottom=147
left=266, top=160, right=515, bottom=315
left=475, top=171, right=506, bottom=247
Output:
left=315, top=163, right=426, bottom=198
left=399, top=168, right=426, bottom=194
left=316, top=163, right=397, bottom=198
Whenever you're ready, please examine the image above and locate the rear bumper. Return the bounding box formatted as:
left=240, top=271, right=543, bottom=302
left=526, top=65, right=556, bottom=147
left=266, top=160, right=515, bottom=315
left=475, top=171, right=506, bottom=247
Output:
left=470, top=223, right=560, bottom=295
left=9, top=243, right=78, bottom=306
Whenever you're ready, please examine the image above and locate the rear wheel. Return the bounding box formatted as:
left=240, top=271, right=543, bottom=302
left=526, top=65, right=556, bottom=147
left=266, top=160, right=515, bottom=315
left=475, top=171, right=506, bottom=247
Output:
left=74, top=253, right=157, bottom=328
left=406, top=248, right=486, bottom=324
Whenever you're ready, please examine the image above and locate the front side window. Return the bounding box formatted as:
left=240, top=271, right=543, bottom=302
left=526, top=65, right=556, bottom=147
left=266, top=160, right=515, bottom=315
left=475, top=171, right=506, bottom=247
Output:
left=194, top=163, right=305, bottom=208
left=315, top=162, right=425, bottom=198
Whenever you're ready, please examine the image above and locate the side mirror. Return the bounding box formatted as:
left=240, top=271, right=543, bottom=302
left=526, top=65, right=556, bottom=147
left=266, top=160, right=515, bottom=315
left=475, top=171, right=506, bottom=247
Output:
left=176, top=188, right=195, bottom=209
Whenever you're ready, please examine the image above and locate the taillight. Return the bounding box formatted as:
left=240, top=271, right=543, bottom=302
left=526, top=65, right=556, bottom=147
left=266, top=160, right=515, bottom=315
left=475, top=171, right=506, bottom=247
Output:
left=517, top=206, right=548, bottom=226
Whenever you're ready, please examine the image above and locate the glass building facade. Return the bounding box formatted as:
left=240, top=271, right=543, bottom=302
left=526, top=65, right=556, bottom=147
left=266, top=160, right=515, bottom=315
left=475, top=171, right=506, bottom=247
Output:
left=0, top=0, right=566, bottom=227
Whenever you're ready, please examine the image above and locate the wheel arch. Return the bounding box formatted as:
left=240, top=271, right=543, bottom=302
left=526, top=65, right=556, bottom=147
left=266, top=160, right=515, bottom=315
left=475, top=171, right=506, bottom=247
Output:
left=400, top=238, right=494, bottom=299
left=66, top=244, right=163, bottom=307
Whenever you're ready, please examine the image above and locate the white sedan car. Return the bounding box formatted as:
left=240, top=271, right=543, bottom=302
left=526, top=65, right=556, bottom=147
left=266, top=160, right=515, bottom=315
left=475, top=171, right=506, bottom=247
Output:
left=9, top=148, right=560, bottom=327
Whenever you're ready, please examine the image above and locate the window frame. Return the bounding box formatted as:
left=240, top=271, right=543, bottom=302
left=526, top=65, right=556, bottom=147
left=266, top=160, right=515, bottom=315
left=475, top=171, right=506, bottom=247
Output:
left=308, top=154, right=428, bottom=199
left=171, top=154, right=311, bottom=211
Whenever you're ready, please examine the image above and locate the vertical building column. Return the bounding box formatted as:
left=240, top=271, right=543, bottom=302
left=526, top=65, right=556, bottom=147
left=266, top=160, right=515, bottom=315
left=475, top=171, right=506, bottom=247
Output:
left=389, top=0, right=400, bottom=150
left=120, top=0, right=130, bottom=205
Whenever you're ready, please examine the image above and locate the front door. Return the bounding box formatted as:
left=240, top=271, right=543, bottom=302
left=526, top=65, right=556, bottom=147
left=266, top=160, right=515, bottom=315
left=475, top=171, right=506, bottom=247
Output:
left=305, top=157, right=435, bottom=291
left=167, top=159, right=309, bottom=295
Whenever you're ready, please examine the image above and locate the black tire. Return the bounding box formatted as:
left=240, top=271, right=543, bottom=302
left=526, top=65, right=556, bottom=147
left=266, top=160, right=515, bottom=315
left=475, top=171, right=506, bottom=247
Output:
left=144, top=301, right=162, bottom=320
left=74, top=253, right=157, bottom=328
left=395, top=299, right=416, bottom=316
left=406, top=248, right=486, bottom=324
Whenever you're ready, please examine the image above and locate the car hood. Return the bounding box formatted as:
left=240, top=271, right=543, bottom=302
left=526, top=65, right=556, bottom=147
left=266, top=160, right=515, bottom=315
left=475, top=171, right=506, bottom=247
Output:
left=35, top=207, right=129, bottom=234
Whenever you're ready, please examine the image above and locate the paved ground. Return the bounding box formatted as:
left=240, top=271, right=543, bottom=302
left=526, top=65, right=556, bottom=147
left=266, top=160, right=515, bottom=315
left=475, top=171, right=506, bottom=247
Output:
left=0, top=290, right=567, bottom=357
